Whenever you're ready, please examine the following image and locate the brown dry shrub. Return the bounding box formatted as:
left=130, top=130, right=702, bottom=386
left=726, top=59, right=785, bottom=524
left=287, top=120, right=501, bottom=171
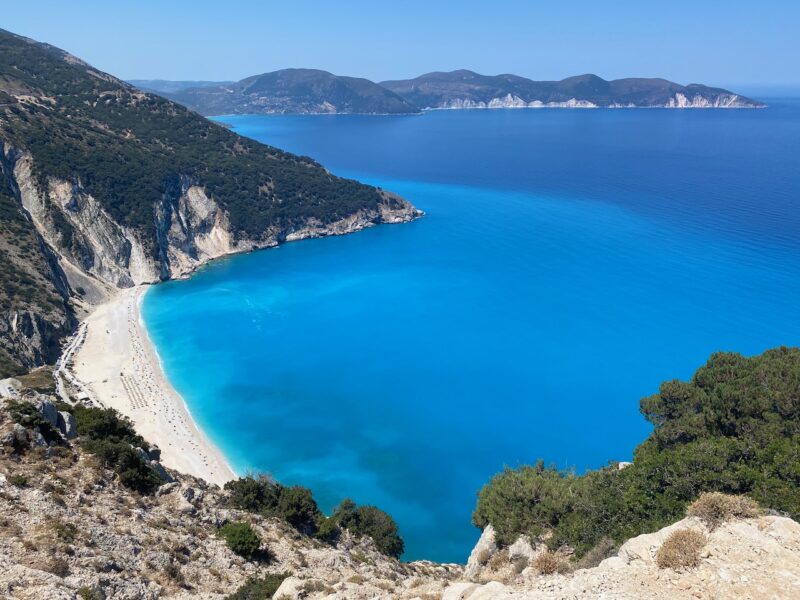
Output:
left=655, top=529, right=707, bottom=570
left=475, top=547, right=491, bottom=565
left=687, top=492, right=759, bottom=530
left=533, top=550, right=567, bottom=575
left=44, top=557, right=70, bottom=577
left=487, top=548, right=509, bottom=571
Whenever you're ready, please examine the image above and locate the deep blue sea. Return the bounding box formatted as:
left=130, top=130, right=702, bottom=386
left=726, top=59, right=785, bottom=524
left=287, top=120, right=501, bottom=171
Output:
left=143, top=101, right=800, bottom=563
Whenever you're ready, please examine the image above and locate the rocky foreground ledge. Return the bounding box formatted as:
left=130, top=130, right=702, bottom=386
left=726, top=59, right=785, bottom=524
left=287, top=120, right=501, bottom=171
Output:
left=1, top=390, right=799, bottom=599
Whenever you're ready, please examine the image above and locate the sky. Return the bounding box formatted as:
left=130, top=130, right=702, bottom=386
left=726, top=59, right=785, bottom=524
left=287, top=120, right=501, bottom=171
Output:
left=2, top=0, right=798, bottom=87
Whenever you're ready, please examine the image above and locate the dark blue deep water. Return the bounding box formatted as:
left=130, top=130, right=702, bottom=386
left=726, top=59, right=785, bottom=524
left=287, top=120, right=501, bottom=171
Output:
left=143, top=102, right=800, bottom=562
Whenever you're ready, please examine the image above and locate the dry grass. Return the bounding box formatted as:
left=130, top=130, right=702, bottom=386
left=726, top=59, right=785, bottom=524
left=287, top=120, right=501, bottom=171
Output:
left=533, top=550, right=567, bottom=575
left=15, top=367, right=55, bottom=393
left=656, top=529, right=707, bottom=570
left=687, top=492, right=760, bottom=531
left=475, top=547, right=492, bottom=565
left=487, top=548, right=509, bottom=571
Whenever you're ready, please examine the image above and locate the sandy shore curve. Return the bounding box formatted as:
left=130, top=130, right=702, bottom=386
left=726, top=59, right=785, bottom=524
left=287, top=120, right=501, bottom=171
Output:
left=71, top=286, right=236, bottom=487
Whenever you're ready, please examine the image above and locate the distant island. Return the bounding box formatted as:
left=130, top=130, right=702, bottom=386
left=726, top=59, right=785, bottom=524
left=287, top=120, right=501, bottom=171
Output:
left=133, top=69, right=765, bottom=115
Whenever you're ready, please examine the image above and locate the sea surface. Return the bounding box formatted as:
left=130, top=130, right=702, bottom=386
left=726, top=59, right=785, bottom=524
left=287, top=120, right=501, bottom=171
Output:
left=143, top=100, right=800, bottom=562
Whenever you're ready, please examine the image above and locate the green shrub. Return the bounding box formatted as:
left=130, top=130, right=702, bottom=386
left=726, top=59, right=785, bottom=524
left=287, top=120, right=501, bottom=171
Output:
left=224, top=476, right=322, bottom=536
left=51, top=519, right=78, bottom=542
left=225, top=573, right=290, bottom=600
left=473, top=347, right=800, bottom=558
left=224, top=477, right=404, bottom=557
left=331, top=499, right=405, bottom=558
left=84, top=438, right=162, bottom=495
left=218, top=521, right=261, bottom=560
left=9, top=474, right=28, bottom=488
left=473, top=461, right=580, bottom=545
left=77, top=587, right=103, bottom=600
left=69, top=405, right=161, bottom=495
left=6, top=400, right=61, bottom=444
left=71, top=405, right=146, bottom=447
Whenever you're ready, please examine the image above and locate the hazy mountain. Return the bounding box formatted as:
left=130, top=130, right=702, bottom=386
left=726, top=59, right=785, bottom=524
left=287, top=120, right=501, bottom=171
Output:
left=380, top=70, right=764, bottom=109
left=152, top=69, right=420, bottom=115
left=127, top=79, right=233, bottom=95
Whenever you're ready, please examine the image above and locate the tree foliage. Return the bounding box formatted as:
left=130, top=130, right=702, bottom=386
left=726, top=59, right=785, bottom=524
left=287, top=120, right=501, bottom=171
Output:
left=473, top=347, right=800, bottom=557
left=224, top=475, right=323, bottom=536
left=224, top=476, right=404, bottom=557
left=71, top=405, right=161, bottom=495
left=218, top=521, right=262, bottom=560
left=331, top=498, right=404, bottom=558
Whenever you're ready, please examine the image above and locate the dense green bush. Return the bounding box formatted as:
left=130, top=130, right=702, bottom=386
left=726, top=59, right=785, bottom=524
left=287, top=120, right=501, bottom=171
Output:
left=225, top=574, right=290, bottom=600
left=70, top=405, right=161, bottom=495
left=6, top=400, right=62, bottom=444
left=224, top=475, right=323, bottom=536
left=70, top=404, right=147, bottom=447
left=224, top=476, right=404, bottom=557
left=218, top=521, right=262, bottom=560
left=474, top=347, right=800, bottom=558
left=331, top=499, right=405, bottom=558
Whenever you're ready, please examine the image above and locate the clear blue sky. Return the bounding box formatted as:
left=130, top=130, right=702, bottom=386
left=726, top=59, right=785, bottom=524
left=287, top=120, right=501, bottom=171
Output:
left=3, top=0, right=798, bottom=87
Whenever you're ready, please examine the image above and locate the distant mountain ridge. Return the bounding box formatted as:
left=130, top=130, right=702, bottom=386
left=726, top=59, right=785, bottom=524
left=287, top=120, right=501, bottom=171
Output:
left=127, top=79, right=234, bottom=95
left=380, top=70, right=764, bottom=109
left=155, top=69, right=419, bottom=116
left=137, top=69, right=764, bottom=115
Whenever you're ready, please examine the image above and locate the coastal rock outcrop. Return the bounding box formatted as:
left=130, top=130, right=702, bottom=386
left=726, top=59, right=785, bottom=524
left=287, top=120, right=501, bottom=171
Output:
left=7, top=148, right=421, bottom=303
left=447, top=516, right=800, bottom=599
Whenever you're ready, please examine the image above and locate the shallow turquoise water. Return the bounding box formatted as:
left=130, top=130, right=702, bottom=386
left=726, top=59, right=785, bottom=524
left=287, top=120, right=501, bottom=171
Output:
left=143, top=103, right=800, bottom=562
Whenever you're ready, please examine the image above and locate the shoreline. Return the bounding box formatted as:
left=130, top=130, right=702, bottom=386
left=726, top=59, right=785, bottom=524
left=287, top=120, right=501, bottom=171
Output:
left=70, top=286, right=236, bottom=487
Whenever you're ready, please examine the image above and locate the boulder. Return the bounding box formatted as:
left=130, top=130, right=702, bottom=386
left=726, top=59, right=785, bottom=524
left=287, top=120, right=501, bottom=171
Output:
left=465, top=524, right=497, bottom=580
left=272, top=576, right=305, bottom=600
left=150, top=461, right=175, bottom=484
left=147, top=444, right=161, bottom=461
left=56, top=411, right=77, bottom=439
left=35, top=398, right=59, bottom=427
left=156, top=482, right=180, bottom=496
left=508, top=535, right=537, bottom=563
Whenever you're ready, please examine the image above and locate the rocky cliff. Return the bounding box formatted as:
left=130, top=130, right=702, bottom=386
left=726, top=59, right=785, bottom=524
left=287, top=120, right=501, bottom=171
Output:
left=0, top=28, right=420, bottom=377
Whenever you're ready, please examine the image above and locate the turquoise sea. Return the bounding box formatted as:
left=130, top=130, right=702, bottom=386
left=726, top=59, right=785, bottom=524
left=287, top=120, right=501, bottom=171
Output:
left=143, top=100, right=800, bottom=562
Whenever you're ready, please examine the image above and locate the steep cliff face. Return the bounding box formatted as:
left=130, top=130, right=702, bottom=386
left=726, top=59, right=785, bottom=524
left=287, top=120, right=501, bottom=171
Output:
left=0, top=149, right=75, bottom=376
left=5, top=147, right=418, bottom=294
left=665, top=91, right=751, bottom=108
left=0, top=28, right=420, bottom=376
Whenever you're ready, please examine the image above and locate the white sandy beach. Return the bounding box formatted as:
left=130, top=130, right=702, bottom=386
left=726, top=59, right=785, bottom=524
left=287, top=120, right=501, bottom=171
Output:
left=71, top=286, right=236, bottom=487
